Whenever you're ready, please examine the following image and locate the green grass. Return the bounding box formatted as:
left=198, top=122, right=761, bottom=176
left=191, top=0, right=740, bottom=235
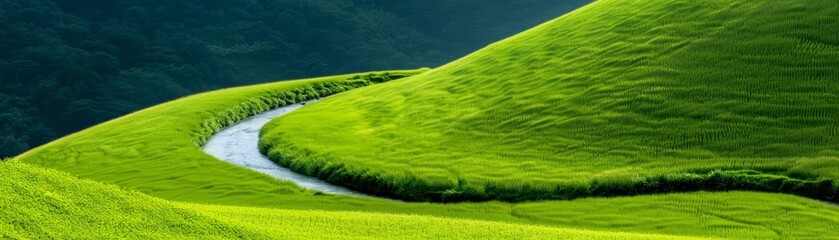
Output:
left=10, top=69, right=839, bottom=239
left=262, top=0, right=839, bottom=202
left=4, top=161, right=724, bottom=240
left=4, top=160, right=839, bottom=239
left=10, top=0, right=839, bottom=238
left=182, top=203, right=718, bottom=240
left=185, top=192, right=839, bottom=240
left=5, top=160, right=839, bottom=240
left=16, top=70, right=426, bottom=206
left=0, top=161, right=261, bottom=239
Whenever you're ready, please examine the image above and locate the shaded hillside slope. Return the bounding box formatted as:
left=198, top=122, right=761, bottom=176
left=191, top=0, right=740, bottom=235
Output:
left=15, top=70, right=427, bottom=206
left=0, top=0, right=592, bottom=158
left=264, top=0, right=839, bottom=201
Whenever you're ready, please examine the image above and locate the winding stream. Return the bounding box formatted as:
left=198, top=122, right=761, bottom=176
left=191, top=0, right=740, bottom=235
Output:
left=200, top=100, right=839, bottom=206
left=202, top=100, right=368, bottom=197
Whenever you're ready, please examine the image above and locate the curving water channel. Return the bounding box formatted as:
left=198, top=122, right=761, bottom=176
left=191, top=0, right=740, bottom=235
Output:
left=200, top=100, right=839, bottom=206
left=202, top=100, right=369, bottom=197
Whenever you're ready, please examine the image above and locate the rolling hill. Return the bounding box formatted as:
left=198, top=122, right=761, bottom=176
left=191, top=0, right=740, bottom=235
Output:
left=0, top=0, right=592, bottom=158
left=263, top=0, right=839, bottom=202
left=5, top=161, right=728, bottom=240
left=15, top=70, right=428, bottom=206
left=11, top=70, right=839, bottom=239
left=0, top=161, right=263, bottom=239
left=8, top=0, right=839, bottom=238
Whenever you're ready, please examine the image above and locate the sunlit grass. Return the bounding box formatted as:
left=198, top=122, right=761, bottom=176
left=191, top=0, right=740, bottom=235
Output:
left=4, top=160, right=839, bottom=239
left=15, top=70, right=426, bottom=206
left=9, top=0, right=839, bottom=238
left=7, top=160, right=729, bottom=239
left=0, top=161, right=261, bottom=239
left=9, top=70, right=839, bottom=239
left=182, top=203, right=718, bottom=240
left=264, top=0, right=839, bottom=202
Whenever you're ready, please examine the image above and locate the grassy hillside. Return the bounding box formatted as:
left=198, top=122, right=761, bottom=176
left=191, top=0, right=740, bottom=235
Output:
left=8, top=0, right=839, bottom=238
left=12, top=70, right=839, bottom=239
left=183, top=204, right=716, bottom=240
left=0, top=0, right=594, bottom=158
left=5, top=159, right=839, bottom=239
left=186, top=192, right=839, bottom=240
left=6, top=158, right=839, bottom=239
left=6, top=161, right=726, bottom=240
left=263, top=0, right=839, bottom=202
left=15, top=70, right=427, bottom=206
left=0, top=161, right=261, bottom=239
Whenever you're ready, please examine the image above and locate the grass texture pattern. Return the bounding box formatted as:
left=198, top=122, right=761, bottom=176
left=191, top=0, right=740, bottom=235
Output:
left=5, top=161, right=729, bottom=240
left=0, top=161, right=261, bottom=239
left=10, top=0, right=839, bottom=238
left=9, top=71, right=839, bottom=239
left=262, top=0, right=839, bottom=202
left=16, top=70, right=425, bottom=206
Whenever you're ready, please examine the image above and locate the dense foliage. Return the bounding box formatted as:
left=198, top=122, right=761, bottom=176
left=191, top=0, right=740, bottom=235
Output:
left=0, top=0, right=589, bottom=157
left=264, top=0, right=839, bottom=202
left=13, top=71, right=839, bottom=239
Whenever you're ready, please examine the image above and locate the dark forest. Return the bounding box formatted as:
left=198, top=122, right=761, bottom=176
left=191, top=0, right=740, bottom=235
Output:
left=0, top=0, right=589, bottom=157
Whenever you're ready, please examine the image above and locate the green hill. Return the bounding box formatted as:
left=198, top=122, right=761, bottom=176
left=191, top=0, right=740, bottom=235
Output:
left=262, top=0, right=839, bottom=201
left=181, top=203, right=716, bottom=240
left=13, top=69, right=839, bottom=239
left=15, top=70, right=428, bottom=206
left=0, top=0, right=592, bottom=158
left=0, top=161, right=262, bottom=239
left=6, top=161, right=728, bottom=240
left=10, top=0, right=839, bottom=238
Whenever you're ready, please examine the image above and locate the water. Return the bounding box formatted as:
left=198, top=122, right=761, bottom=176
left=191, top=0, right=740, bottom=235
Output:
left=202, top=100, right=368, bottom=197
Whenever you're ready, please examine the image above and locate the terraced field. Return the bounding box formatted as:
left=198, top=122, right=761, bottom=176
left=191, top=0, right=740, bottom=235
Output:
left=5, top=0, right=839, bottom=239
left=263, top=0, right=839, bottom=202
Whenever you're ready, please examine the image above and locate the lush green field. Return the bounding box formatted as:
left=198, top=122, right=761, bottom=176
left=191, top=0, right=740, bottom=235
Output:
left=10, top=70, right=839, bottom=239
left=6, top=160, right=729, bottom=240
left=186, top=191, right=839, bottom=239
left=263, top=0, right=839, bottom=202
left=9, top=0, right=839, bottom=238
left=0, top=161, right=261, bottom=239
left=16, top=70, right=426, bottom=206
left=182, top=204, right=716, bottom=240
left=6, top=156, right=839, bottom=239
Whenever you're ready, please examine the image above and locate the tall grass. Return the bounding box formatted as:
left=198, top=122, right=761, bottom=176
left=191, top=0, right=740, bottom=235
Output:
left=10, top=70, right=839, bottom=238
left=10, top=0, right=839, bottom=237
left=264, top=0, right=839, bottom=202
left=259, top=146, right=839, bottom=202
left=5, top=160, right=721, bottom=239
left=183, top=203, right=716, bottom=240
left=0, top=161, right=265, bottom=239
left=15, top=70, right=427, bottom=207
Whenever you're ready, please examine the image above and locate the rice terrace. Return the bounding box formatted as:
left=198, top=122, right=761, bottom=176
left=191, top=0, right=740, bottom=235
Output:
left=2, top=0, right=839, bottom=239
